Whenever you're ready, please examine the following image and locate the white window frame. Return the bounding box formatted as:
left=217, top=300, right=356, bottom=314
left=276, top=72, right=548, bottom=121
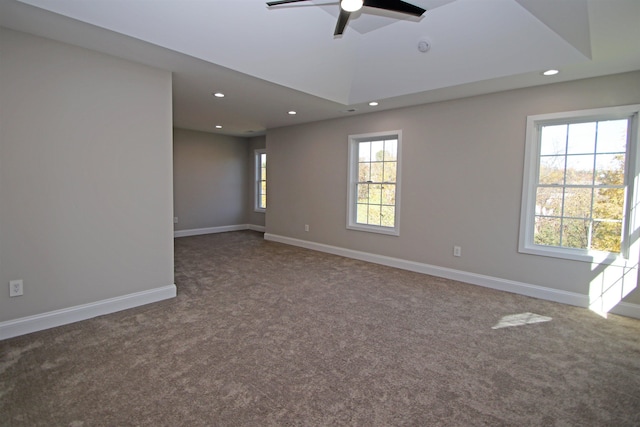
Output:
left=519, top=104, right=640, bottom=264
left=347, top=130, right=402, bottom=236
left=255, top=149, right=266, bottom=212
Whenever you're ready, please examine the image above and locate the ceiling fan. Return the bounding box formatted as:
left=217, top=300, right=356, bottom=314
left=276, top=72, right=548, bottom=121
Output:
left=266, top=0, right=426, bottom=36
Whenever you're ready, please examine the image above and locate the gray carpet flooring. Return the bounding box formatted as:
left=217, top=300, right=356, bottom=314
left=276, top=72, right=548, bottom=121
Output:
left=2, top=230, right=640, bottom=426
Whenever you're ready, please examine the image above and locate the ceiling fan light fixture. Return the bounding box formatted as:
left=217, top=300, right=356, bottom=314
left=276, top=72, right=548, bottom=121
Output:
left=341, top=0, right=363, bottom=12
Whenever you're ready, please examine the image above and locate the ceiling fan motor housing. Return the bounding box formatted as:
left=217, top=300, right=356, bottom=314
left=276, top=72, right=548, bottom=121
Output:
left=266, top=0, right=427, bottom=36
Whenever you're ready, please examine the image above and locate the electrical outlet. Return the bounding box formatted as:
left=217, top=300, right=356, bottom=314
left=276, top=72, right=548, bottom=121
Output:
left=173, top=217, right=179, bottom=224
left=9, top=280, right=23, bottom=297
left=453, top=246, right=462, bottom=257
left=305, top=224, right=309, bottom=232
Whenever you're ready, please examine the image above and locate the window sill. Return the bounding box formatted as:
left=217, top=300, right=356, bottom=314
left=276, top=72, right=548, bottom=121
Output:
left=518, top=243, right=627, bottom=266
left=347, top=223, right=399, bottom=236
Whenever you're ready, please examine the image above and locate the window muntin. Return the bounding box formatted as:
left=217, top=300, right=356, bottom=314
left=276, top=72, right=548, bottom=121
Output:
left=519, top=105, right=640, bottom=263
left=255, top=149, right=266, bottom=211
left=348, top=131, right=401, bottom=235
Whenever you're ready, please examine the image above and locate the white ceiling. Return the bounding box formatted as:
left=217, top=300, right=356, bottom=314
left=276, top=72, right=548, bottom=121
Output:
left=1, top=0, right=639, bottom=136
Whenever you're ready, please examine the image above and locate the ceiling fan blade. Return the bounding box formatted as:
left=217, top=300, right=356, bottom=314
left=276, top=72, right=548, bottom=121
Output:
left=363, top=0, right=426, bottom=16
left=266, top=0, right=310, bottom=6
left=334, top=9, right=351, bottom=36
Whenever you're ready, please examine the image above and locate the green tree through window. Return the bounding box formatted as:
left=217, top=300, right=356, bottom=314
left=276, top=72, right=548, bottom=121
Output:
left=533, top=119, right=628, bottom=253
left=348, top=131, right=402, bottom=235
left=356, top=139, right=398, bottom=227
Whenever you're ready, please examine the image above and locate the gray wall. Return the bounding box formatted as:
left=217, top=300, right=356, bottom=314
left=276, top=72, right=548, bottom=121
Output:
left=267, top=71, right=640, bottom=306
left=0, top=29, right=174, bottom=322
left=173, top=128, right=263, bottom=231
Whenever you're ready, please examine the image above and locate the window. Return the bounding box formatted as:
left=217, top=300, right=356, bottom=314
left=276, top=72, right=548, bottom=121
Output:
left=255, top=149, right=266, bottom=211
left=347, top=131, right=402, bottom=235
left=519, top=105, right=640, bottom=263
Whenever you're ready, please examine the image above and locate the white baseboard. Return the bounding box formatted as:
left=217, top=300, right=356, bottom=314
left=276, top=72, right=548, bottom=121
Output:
left=607, top=301, right=640, bottom=319
left=174, top=224, right=265, bottom=238
left=264, top=233, right=640, bottom=319
left=0, top=284, right=177, bottom=340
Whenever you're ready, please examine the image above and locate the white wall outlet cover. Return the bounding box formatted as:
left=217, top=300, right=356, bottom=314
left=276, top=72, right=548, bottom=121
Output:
left=9, top=280, right=24, bottom=297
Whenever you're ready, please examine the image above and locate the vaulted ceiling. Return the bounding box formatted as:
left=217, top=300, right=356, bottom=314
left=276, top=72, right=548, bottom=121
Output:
left=1, top=0, right=639, bottom=136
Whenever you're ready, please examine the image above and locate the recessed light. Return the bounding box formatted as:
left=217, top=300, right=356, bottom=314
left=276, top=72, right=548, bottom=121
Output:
left=288, top=111, right=297, bottom=115
left=215, top=125, right=222, bottom=129
left=369, top=101, right=379, bottom=106
left=542, top=69, right=559, bottom=76
left=213, top=92, right=225, bottom=98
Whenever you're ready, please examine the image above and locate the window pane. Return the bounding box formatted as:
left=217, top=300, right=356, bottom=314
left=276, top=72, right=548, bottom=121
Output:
left=368, top=204, right=381, bottom=226
left=372, top=140, right=384, bottom=161
left=539, top=156, right=565, bottom=185
left=370, top=162, right=384, bottom=182
left=356, top=204, right=368, bottom=224
left=562, top=218, right=589, bottom=249
left=359, top=142, right=371, bottom=161
left=357, top=183, right=369, bottom=203
left=567, top=122, right=596, bottom=154
left=358, top=163, right=370, bottom=182
left=595, top=154, right=625, bottom=185
left=260, top=195, right=266, bottom=209
left=260, top=182, right=267, bottom=194
left=381, top=184, right=396, bottom=205
left=368, top=184, right=382, bottom=204
left=534, top=216, right=561, bottom=246
left=591, top=220, right=622, bottom=253
left=381, top=206, right=395, bottom=227
left=540, top=125, right=567, bottom=155
left=563, top=188, right=592, bottom=219
left=596, top=120, right=628, bottom=153
left=383, top=161, right=397, bottom=183
left=565, top=155, right=594, bottom=185
left=536, top=187, right=563, bottom=216
left=593, top=188, right=625, bottom=221
left=384, top=139, right=398, bottom=161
